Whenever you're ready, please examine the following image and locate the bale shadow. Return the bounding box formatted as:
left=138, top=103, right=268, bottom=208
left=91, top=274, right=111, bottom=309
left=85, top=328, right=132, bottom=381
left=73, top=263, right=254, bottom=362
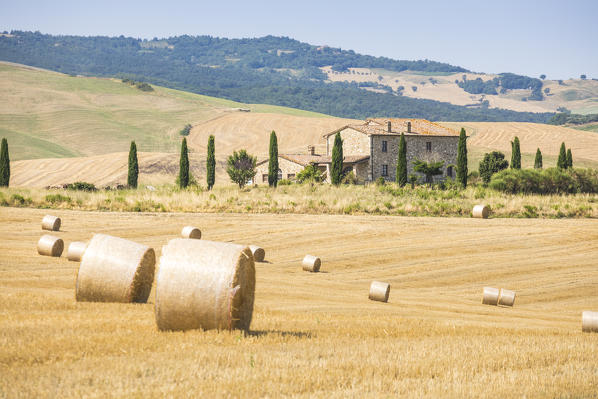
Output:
left=247, top=330, right=313, bottom=339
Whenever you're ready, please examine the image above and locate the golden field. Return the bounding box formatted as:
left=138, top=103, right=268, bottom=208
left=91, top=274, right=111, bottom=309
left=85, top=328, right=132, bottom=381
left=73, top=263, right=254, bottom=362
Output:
left=2, top=207, right=598, bottom=397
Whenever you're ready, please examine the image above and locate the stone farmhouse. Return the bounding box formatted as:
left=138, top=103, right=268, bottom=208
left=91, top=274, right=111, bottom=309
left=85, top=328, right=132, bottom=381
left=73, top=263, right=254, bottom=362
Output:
left=255, top=118, right=460, bottom=184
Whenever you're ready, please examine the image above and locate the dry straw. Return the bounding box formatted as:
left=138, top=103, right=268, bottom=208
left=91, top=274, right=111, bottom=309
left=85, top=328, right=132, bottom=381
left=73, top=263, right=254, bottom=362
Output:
left=249, top=245, right=265, bottom=262
left=369, top=281, right=390, bottom=302
left=67, top=241, right=87, bottom=262
left=37, top=235, right=64, bottom=257
left=41, top=215, right=61, bottom=231
left=582, top=311, right=598, bottom=333
left=181, top=226, right=201, bottom=239
left=482, top=287, right=500, bottom=305
left=302, top=255, right=321, bottom=272
left=155, top=239, right=256, bottom=331
left=498, top=288, right=516, bottom=307
left=472, top=205, right=490, bottom=219
left=76, top=234, right=155, bottom=303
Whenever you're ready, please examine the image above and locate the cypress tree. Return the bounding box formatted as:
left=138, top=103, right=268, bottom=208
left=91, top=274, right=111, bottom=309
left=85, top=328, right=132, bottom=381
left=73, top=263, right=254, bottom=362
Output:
left=267, top=130, right=279, bottom=187
left=396, top=133, right=407, bottom=186
left=330, top=132, right=343, bottom=185
left=206, top=135, right=215, bottom=190
left=178, top=138, right=189, bottom=188
left=456, top=128, right=468, bottom=188
left=127, top=141, right=138, bottom=189
left=510, top=136, right=521, bottom=169
left=0, top=138, right=10, bottom=187
left=566, top=148, right=573, bottom=168
left=534, top=148, right=543, bottom=169
left=557, top=142, right=567, bottom=169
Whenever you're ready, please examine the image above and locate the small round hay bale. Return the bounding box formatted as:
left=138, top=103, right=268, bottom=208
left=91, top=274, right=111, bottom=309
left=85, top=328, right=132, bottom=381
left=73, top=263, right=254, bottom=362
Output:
left=582, top=311, right=598, bottom=333
left=67, top=241, right=87, bottom=262
left=155, top=239, right=256, bottom=332
left=37, top=235, right=64, bottom=257
left=181, top=226, right=201, bottom=239
left=498, top=288, right=516, bottom=307
left=482, top=286, right=500, bottom=306
left=369, top=281, right=390, bottom=303
left=249, top=245, right=265, bottom=262
left=41, top=215, right=61, bottom=231
left=302, top=255, right=321, bottom=272
left=472, top=204, right=490, bottom=219
left=76, top=234, right=155, bottom=303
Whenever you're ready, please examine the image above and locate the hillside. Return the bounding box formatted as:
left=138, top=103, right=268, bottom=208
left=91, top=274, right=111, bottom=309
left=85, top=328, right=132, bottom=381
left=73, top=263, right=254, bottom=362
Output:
left=0, top=32, right=556, bottom=122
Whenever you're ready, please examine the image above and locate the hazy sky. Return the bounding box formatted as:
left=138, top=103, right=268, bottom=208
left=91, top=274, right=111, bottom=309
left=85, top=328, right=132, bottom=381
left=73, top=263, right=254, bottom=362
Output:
left=1, top=0, right=596, bottom=79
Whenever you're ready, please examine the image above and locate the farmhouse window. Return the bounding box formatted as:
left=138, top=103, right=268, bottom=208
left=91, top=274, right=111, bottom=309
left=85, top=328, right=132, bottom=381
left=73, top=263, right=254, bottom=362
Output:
left=262, top=174, right=268, bottom=183
left=426, top=142, right=432, bottom=152
left=287, top=173, right=295, bottom=180
left=382, top=164, right=388, bottom=176
left=382, top=140, right=387, bottom=152
left=447, top=166, right=453, bottom=177
left=277, top=169, right=283, bottom=180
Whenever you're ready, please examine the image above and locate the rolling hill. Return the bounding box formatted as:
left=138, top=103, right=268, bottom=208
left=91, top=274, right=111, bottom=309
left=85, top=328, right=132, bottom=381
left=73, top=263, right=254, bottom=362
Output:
left=2, top=62, right=598, bottom=188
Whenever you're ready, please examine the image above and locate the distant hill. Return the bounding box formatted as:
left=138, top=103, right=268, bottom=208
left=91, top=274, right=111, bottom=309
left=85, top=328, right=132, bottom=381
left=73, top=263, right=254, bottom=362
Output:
left=0, top=31, right=556, bottom=123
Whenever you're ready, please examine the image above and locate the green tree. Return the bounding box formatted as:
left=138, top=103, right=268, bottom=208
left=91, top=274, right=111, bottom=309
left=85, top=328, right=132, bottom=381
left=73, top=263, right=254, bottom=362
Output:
left=296, top=162, right=325, bottom=184
left=396, top=133, right=407, bottom=186
left=268, top=130, right=279, bottom=187
left=479, top=151, right=509, bottom=184
left=456, top=127, right=468, bottom=188
left=412, top=159, right=445, bottom=186
left=178, top=138, right=190, bottom=188
left=127, top=141, right=138, bottom=189
left=510, top=136, right=521, bottom=169
left=557, top=142, right=567, bottom=169
left=540, top=74, right=546, bottom=80
left=0, top=138, right=9, bottom=187
left=227, top=149, right=256, bottom=188
left=534, top=148, right=543, bottom=169
left=566, top=148, right=573, bottom=168
left=206, top=135, right=215, bottom=190
left=331, top=132, right=343, bottom=185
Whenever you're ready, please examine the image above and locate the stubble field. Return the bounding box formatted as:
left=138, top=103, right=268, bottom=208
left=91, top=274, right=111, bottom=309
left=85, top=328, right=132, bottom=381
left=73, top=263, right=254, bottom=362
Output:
left=1, top=207, right=598, bottom=397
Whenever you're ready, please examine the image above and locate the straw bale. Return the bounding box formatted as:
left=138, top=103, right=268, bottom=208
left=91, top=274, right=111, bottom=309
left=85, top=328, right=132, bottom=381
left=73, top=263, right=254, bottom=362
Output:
left=67, top=241, right=87, bottom=262
left=155, top=239, right=256, bottom=331
left=37, top=235, right=64, bottom=257
left=369, top=281, right=390, bottom=302
left=249, top=245, right=265, bottom=262
left=302, top=255, right=321, bottom=272
left=181, top=226, right=201, bottom=239
left=582, top=311, right=598, bottom=333
left=41, top=215, right=61, bottom=231
left=472, top=205, right=490, bottom=219
left=482, top=286, right=500, bottom=305
left=76, top=234, right=155, bottom=303
left=498, top=288, right=516, bottom=307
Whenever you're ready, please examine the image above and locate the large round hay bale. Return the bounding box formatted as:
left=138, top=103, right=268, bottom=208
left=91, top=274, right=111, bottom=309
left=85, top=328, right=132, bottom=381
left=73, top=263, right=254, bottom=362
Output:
left=76, top=234, right=155, bottom=303
left=249, top=245, right=265, bottom=262
left=582, top=311, right=598, bottom=333
left=37, top=235, right=64, bottom=257
left=155, top=239, right=256, bottom=331
left=181, top=226, right=201, bottom=239
left=369, top=281, right=390, bottom=302
left=482, top=286, right=500, bottom=306
left=498, top=288, right=516, bottom=307
left=472, top=205, right=490, bottom=219
left=67, top=241, right=87, bottom=262
left=302, top=255, right=321, bottom=272
left=41, top=215, right=61, bottom=231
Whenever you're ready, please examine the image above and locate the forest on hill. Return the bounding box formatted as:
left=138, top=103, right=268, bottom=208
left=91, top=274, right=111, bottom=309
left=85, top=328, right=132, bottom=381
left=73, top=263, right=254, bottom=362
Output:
left=0, top=31, right=554, bottom=122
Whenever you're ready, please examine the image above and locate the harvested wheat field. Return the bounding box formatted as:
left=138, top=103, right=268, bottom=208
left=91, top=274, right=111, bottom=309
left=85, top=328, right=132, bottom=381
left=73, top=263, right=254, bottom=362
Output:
left=1, top=207, right=598, bottom=397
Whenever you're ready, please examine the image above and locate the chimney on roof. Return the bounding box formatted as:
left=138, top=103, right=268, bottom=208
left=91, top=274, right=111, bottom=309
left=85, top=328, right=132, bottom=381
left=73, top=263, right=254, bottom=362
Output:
left=387, top=121, right=391, bottom=133
left=307, top=145, right=315, bottom=155
left=407, top=121, right=412, bottom=133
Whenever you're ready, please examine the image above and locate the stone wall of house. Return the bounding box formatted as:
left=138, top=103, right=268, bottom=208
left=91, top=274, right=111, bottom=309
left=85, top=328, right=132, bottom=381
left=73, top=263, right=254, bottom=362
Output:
left=255, top=157, right=304, bottom=184
left=371, top=135, right=459, bottom=183
left=327, top=128, right=370, bottom=156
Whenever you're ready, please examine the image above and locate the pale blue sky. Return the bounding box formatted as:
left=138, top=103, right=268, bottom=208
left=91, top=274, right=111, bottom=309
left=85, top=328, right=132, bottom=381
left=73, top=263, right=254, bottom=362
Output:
left=1, top=0, right=596, bottom=79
